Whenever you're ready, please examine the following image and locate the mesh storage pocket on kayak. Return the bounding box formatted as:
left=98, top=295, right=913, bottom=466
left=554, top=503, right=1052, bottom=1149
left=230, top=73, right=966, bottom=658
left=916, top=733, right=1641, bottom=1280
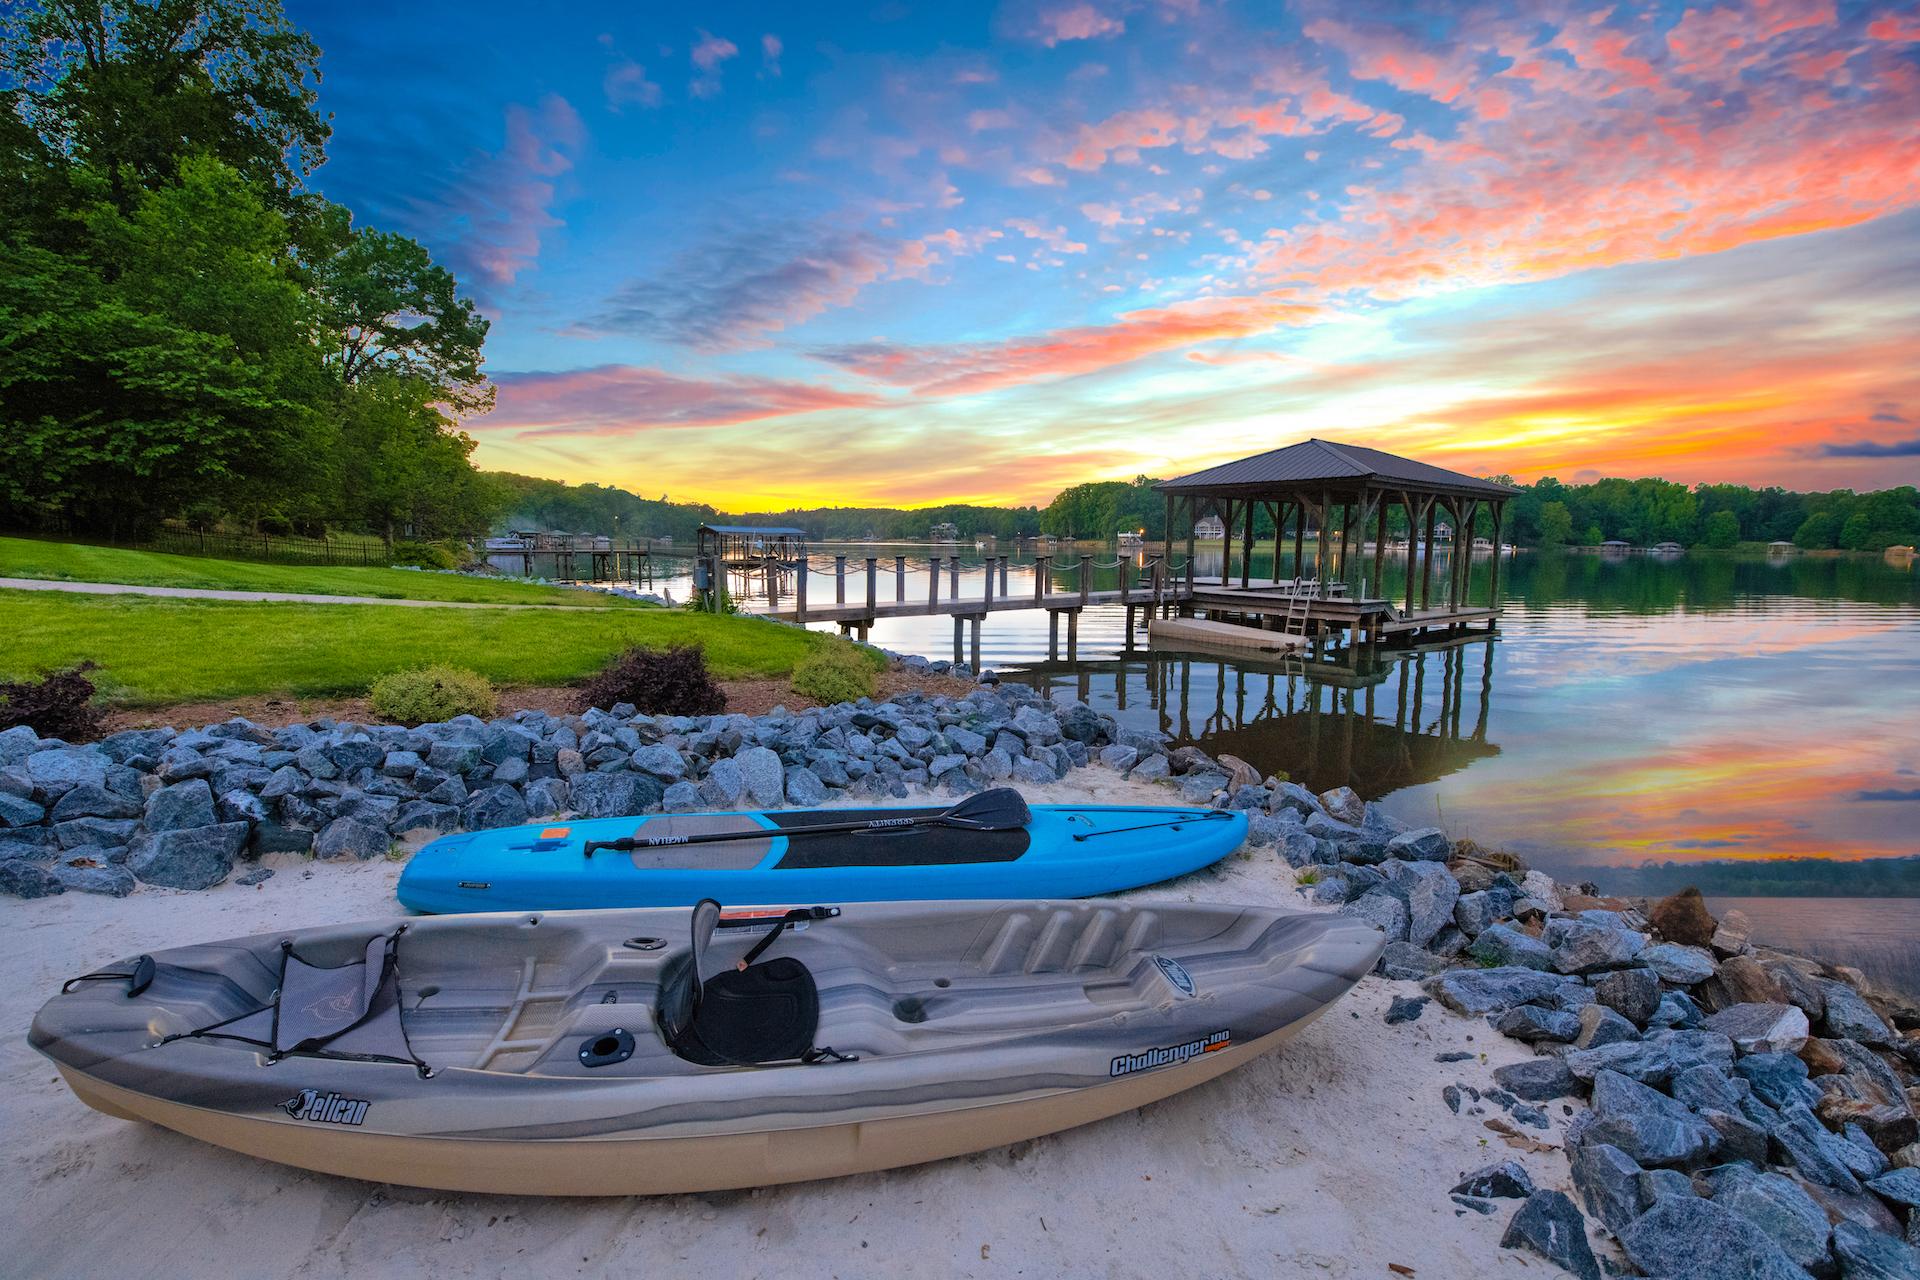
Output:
left=165, top=930, right=429, bottom=1073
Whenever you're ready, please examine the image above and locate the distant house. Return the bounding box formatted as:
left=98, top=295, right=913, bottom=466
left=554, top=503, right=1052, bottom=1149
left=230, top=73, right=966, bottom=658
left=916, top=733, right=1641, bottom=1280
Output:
left=1434, top=521, right=1453, bottom=542
left=1600, top=539, right=1632, bottom=553
left=1117, top=530, right=1144, bottom=549
left=1194, top=514, right=1226, bottom=539
left=929, top=522, right=960, bottom=542
left=1767, top=540, right=1794, bottom=554
left=1471, top=536, right=1494, bottom=551
left=1653, top=541, right=1684, bottom=554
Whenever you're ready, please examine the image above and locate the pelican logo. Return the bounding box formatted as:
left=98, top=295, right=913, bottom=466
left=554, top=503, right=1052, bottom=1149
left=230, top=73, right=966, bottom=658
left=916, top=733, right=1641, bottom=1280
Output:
left=279, top=1088, right=370, bottom=1126
left=1153, top=955, right=1197, bottom=998
left=302, top=991, right=359, bottom=1024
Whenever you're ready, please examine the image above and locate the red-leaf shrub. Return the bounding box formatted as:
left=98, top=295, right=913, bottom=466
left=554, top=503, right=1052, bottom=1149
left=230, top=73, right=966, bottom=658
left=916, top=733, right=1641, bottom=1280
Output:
left=0, top=662, right=105, bottom=742
left=577, top=645, right=726, bottom=716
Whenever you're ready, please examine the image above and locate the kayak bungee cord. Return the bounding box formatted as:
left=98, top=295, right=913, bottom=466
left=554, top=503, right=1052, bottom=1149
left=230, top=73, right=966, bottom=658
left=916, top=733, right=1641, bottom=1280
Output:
left=1070, top=809, right=1238, bottom=842
left=580, top=788, right=1032, bottom=856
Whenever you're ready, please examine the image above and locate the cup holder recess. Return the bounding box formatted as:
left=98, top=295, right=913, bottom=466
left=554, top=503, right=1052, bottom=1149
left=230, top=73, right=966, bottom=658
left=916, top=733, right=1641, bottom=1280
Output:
left=579, top=1027, right=636, bottom=1067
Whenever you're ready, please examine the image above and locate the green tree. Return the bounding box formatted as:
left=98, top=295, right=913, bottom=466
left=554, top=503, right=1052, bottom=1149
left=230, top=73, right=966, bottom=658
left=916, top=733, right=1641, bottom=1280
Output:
left=3, top=0, right=327, bottom=216
left=1538, top=500, right=1573, bottom=547
left=1702, top=509, right=1741, bottom=549
left=1793, top=511, right=1840, bottom=550
left=1837, top=511, right=1877, bottom=551
left=0, top=156, right=329, bottom=534
left=336, top=374, right=504, bottom=540
left=305, top=204, right=494, bottom=414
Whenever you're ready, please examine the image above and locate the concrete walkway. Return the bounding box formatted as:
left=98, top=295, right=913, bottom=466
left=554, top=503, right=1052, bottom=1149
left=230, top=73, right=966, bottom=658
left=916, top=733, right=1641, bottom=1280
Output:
left=0, top=577, right=625, bottom=610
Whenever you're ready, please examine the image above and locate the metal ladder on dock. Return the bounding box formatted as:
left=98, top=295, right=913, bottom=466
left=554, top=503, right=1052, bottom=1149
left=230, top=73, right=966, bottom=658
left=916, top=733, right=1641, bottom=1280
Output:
left=1282, top=582, right=1313, bottom=637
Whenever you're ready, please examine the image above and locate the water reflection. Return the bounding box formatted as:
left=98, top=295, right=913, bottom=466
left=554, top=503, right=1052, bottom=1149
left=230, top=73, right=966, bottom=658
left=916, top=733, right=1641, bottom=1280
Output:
left=1012, top=643, right=1503, bottom=799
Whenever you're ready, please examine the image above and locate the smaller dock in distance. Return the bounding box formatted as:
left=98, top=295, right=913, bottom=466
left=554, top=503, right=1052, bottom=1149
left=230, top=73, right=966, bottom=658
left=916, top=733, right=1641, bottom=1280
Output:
left=734, top=439, right=1514, bottom=666
left=482, top=531, right=658, bottom=586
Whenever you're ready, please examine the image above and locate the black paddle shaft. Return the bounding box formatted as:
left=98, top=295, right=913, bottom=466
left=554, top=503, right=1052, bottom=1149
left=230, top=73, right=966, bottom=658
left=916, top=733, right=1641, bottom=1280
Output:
left=581, top=788, right=1032, bottom=856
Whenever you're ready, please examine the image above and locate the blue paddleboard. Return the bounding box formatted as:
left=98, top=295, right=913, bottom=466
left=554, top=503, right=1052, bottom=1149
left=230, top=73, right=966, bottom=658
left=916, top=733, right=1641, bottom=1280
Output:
left=396, top=803, right=1247, bottom=913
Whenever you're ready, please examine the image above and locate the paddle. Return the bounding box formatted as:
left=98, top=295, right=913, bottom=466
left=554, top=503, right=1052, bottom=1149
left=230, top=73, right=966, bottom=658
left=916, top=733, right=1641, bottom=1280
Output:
left=581, top=787, right=1033, bottom=857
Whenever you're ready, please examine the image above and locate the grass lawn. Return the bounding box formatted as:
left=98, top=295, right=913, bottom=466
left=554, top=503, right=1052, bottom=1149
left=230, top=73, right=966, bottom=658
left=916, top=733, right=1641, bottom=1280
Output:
left=0, top=536, right=646, bottom=607
left=1, top=589, right=833, bottom=706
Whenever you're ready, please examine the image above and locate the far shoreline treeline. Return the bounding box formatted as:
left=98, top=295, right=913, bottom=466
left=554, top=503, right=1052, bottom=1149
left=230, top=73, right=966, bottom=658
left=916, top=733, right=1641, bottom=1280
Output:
left=1556, top=854, right=1920, bottom=899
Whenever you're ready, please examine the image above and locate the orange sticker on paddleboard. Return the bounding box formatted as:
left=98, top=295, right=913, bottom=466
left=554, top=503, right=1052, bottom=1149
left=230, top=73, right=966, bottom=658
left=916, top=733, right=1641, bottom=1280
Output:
left=539, top=827, right=571, bottom=839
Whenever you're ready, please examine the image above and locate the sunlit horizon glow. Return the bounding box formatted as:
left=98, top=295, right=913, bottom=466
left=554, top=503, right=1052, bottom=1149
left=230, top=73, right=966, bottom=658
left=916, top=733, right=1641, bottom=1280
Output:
left=299, top=0, right=1920, bottom=510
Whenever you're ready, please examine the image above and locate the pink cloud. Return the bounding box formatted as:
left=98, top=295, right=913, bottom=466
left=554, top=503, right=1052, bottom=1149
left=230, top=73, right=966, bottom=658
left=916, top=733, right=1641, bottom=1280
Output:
left=486, top=365, right=883, bottom=436
left=603, top=60, right=661, bottom=111
left=1036, top=3, right=1125, bottom=46
left=761, top=33, right=782, bottom=75
left=437, top=94, right=583, bottom=289
left=690, top=30, right=738, bottom=97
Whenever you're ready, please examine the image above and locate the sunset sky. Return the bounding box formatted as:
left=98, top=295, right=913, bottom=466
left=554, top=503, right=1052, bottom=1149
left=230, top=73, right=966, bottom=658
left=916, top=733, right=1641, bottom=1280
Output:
left=296, top=0, right=1920, bottom=509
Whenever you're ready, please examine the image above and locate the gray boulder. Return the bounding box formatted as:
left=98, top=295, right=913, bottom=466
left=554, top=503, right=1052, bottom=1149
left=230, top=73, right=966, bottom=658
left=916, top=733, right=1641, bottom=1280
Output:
left=0, top=792, right=45, bottom=827
left=1566, top=1029, right=1735, bottom=1086
left=128, top=822, right=249, bottom=888
left=1832, top=1221, right=1920, bottom=1280
left=1376, top=941, right=1446, bottom=980
left=1494, top=1005, right=1582, bottom=1044
left=1551, top=918, right=1648, bottom=974
left=1426, top=967, right=1569, bottom=1017
left=1338, top=888, right=1409, bottom=943
left=313, top=817, right=390, bottom=861
left=569, top=771, right=662, bottom=818
left=1703, top=1002, right=1811, bottom=1054
left=1453, top=1160, right=1534, bottom=1199
left=49, top=784, right=140, bottom=822
left=462, top=785, right=530, bottom=831
left=1593, top=967, right=1663, bottom=1026
left=1385, top=826, right=1450, bottom=861
left=1717, top=1170, right=1833, bottom=1274
left=144, top=778, right=217, bottom=832
left=784, top=766, right=828, bottom=807
left=1819, top=980, right=1894, bottom=1046
left=1574, top=1004, right=1641, bottom=1049
left=1618, top=1197, right=1815, bottom=1280
left=390, top=802, right=461, bottom=837
left=698, top=757, right=746, bottom=807
left=660, top=781, right=702, bottom=813
left=1641, top=942, right=1717, bottom=985
left=54, top=860, right=137, bottom=897
left=630, top=744, right=686, bottom=781
left=1097, top=744, right=1137, bottom=772
left=54, top=816, right=140, bottom=849
left=1869, top=1168, right=1920, bottom=1208
left=1583, top=1069, right=1716, bottom=1167
left=1769, top=1104, right=1864, bottom=1193
left=734, top=747, right=785, bottom=808
left=1268, top=781, right=1321, bottom=817
left=1649, top=991, right=1707, bottom=1029
left=1468, top=923, right=1556, bottom=971
left=1377, top=859, right=1459, bottom=947
left=1317, top=785, right=1365, bottom=825
left=523, top=777, right=569, bottom=818
left=0, top=859, right=65, bottom=898
left=1455, top=888, right=1516, bottom=938
left=1493, top=1057, right=1580, bottom=1101
left=1500, top=1190, right=1600, bottom=1280
left=249, top=823, right=313, bottom=855
left=1670, top=1062, right=1751, bottom=1113
left=1571, top=1141, right=1644, bottom=1234
left=26, top=747, right=108, bottom=793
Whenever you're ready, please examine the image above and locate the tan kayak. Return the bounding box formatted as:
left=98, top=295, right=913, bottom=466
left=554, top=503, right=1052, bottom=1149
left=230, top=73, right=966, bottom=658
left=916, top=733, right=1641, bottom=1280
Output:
left=32, top=898, right=1383, bottom=1195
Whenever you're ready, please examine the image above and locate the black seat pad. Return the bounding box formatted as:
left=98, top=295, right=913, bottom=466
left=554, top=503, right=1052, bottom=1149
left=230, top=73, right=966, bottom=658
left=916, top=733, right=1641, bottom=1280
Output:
left=673, top=957, right=820, bottom=1066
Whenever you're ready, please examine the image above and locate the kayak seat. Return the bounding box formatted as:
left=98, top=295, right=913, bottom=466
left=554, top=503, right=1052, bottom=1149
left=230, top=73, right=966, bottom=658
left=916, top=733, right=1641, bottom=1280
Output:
left=668, top=956, right=820, bottom=1067
left=658, top=900, right=829, bottom=1067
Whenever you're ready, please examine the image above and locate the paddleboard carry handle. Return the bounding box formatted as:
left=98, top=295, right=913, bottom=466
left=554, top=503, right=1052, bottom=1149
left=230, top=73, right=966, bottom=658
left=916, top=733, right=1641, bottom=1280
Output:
left=580, top=789, right=1031, bottom=857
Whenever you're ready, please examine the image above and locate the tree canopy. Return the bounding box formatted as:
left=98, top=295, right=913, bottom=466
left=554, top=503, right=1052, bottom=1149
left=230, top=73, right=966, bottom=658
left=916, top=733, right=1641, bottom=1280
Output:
left=0, top=0, right=500, bottom=542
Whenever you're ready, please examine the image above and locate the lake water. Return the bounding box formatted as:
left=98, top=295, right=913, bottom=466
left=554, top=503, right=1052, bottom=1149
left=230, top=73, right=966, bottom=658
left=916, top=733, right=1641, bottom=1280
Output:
left=579, top=543, right=1920, bottom=992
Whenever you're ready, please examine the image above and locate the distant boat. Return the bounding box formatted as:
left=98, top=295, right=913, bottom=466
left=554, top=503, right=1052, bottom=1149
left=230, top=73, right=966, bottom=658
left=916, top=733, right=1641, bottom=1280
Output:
left=1653, top=541, right=1684, bottom=555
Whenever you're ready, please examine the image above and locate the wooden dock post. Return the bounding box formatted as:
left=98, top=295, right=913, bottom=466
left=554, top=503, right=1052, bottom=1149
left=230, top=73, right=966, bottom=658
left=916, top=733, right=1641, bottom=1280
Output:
left=796, top=559, right=809, bottom=623
left=767, top=556, right=779, bottom=608
left=1048, top=610, right=1059, bottom=660
left=865, top=557, right=878, bottom=616
left=1078, top=555, right=1091, bottom=606
left=1066, top=608, right=1080, bottom=660
left=998, top=555, right=1009, bottom=597
left=929, top=555, right=941, bottom=611
left=895, top=555, right=906, bottom=601
left=969, top=615, right=982, bottom=670
left=835, top=554, right=846, bottom=605
left=949, top=557, right=960, bottom=599
left=1035, top=555, right=1051, bottom=605
left=953, top=615, right=964, bottom=663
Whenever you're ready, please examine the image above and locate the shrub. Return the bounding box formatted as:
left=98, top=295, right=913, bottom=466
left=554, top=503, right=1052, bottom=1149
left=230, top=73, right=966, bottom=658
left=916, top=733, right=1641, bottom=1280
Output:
left=369, top=665, right=499, bottom=724
left=389, top=539, right=458, bottom=570
left=790, top=641, right=877, bottom=705
left=0, top=662, right=104, bottom=741
left=578, top=645, right=726, bottom=716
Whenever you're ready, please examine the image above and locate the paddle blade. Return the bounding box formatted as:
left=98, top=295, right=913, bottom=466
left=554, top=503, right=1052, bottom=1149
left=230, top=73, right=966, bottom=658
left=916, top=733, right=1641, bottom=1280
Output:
left=939, top=787, right=1032, bottom=831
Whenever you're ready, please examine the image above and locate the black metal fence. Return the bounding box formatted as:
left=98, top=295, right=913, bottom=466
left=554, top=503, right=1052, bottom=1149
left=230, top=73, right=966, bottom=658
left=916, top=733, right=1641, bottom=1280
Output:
left=135, top=525, right=393, bottom=565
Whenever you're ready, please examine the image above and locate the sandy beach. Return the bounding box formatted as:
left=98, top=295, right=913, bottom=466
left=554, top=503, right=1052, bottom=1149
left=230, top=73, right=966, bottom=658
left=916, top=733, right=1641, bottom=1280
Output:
left=3, top=776, right=1583, bottom=1279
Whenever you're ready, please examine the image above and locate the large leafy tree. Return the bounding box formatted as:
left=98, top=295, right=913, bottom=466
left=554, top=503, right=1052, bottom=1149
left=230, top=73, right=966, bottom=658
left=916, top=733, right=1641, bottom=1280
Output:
left=0, top=155, right=330, bottom=533
left=305, top=203, right=494, bottom=414
left=2, top=0, right=327, bottom=215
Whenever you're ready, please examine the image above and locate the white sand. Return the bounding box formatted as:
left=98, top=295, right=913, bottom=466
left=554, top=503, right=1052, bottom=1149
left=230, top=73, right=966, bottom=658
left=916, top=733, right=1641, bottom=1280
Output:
left=3, top=776, right=1598, bottom=1278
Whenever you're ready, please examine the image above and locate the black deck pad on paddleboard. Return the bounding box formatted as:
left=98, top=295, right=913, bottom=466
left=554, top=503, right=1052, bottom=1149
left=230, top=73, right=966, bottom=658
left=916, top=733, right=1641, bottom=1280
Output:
left=767, top=808, right=1029, bottom=869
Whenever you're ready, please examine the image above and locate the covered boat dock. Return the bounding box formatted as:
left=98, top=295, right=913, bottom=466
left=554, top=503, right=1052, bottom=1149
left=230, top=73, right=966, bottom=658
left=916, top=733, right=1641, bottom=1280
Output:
left=1153, top=439, right=1517, bottom=650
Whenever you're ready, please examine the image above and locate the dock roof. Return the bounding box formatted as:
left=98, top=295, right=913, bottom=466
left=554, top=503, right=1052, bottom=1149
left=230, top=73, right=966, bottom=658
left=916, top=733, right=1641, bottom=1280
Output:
left=699, top=524, right=807, bottom=536
left=1156, top=438, right=1517, bottom=499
